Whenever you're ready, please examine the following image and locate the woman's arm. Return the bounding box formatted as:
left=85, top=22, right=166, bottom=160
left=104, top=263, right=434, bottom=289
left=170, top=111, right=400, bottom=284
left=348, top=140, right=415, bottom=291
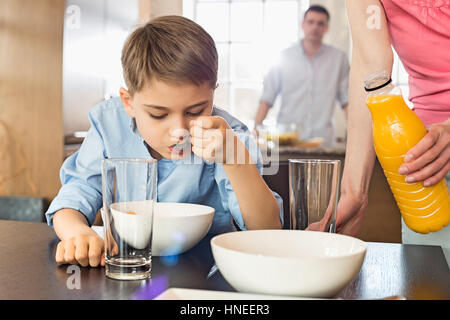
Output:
left=337, top=0, right=393, bottom=235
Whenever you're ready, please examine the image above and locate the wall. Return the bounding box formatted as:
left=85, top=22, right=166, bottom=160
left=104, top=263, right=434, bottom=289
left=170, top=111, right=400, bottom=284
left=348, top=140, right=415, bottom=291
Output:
left=311, top=0, right=350, bottom=55
left=0, top=0, right=65, bottom=200
left=63, top=0, right=139, bottom=136
left=139, top=0, right=182, bottom=22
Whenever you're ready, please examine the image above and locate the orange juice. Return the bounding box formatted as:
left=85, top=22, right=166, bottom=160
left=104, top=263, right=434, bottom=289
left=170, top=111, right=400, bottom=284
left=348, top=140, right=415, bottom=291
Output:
left=365, top=74, right=450, bottom=234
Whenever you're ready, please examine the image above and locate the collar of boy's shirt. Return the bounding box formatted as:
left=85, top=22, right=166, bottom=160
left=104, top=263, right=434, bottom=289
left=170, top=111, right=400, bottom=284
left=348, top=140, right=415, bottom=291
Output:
left=130, top=117, right=139, bottom=135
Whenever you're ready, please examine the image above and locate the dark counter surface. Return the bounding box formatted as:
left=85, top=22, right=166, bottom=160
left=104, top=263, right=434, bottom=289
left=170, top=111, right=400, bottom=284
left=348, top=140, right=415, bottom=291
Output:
left=260, top=143, right=346, bottom=163
left=0, top=220, right=448, bottom=300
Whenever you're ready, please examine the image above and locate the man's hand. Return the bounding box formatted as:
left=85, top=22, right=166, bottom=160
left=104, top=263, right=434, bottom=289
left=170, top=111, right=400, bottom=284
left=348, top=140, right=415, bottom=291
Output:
left=55, top=234, right=105, bottom=267
left=398, top=120, right=450, bottom=187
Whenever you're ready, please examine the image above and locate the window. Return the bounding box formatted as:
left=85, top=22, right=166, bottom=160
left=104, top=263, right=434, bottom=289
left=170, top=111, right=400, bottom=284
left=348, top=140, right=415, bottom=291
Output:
left=183, top=0, right=310, bottom=127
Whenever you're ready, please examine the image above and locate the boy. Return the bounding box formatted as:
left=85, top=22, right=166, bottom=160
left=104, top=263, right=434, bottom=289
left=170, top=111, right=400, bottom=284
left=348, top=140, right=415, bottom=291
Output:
left=47, top=15, right=283, bottom=268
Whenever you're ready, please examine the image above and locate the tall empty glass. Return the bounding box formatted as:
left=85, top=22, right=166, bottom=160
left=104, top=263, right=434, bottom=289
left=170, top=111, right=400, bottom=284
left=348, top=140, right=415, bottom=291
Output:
left=289, top=159, right=341, bottom=232
left=101, top=158, right=157, bottom=280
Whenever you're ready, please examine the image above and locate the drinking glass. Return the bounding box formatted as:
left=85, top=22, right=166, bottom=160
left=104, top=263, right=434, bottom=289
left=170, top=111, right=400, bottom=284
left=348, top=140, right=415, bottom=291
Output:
left=101, top=158, right=157, bottom=280
left=288, top=159, right=341, bottom=232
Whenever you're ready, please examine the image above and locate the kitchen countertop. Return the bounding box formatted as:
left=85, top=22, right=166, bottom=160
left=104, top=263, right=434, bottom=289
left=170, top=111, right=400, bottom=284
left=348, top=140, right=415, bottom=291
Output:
left=277, top=143, right=346, bottom=156
left=260, top=142, right=346, bottom=164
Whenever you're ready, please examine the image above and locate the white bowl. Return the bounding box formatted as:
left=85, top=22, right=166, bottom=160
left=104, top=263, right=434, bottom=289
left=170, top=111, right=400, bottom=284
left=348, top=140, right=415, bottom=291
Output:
left=211, top=230, right=367, bottom=298
left=104, top=201, right=214, bottom=256
left=152, top=202, right=214, bottom=256
left=110, top=201, right=154, bottom=250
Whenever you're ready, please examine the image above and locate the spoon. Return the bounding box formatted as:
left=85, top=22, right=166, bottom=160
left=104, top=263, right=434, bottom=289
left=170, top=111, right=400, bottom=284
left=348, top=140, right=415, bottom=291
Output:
left=206, top=264, right=218, bottom=279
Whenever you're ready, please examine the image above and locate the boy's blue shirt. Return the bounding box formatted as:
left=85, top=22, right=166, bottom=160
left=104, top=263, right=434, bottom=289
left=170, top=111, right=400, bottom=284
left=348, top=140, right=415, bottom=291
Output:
left=46, top=97, right=284, bottom=234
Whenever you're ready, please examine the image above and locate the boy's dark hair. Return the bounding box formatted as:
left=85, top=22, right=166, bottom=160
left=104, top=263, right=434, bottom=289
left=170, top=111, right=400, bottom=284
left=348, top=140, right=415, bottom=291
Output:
left=121, top=15, right=218, bottom=95
left=304, top=5, right=330, bottom=21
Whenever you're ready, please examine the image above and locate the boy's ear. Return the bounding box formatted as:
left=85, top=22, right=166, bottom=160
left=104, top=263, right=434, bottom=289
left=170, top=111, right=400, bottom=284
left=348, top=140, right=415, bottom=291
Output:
left=119, top=87, right=135, bottom=118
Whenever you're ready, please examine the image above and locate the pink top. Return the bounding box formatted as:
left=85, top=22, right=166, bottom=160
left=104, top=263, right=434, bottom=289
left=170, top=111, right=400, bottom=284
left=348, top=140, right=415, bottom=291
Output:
left=380, top=0, right=450, bottom=126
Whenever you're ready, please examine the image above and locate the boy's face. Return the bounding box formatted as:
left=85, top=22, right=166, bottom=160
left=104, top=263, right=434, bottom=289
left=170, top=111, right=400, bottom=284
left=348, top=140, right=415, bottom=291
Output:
left=120, top=80, right=215, bottom=160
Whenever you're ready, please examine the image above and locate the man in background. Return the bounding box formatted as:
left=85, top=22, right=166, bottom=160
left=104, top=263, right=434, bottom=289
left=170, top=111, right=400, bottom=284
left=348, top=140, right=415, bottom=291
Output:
left=255, top=5, right=349, bottom=147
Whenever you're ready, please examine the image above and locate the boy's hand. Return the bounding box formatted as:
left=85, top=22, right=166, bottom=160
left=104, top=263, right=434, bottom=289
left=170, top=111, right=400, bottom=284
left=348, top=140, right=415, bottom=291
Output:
left=55, top=234, right=105, bottom=267
left=190, top=116, right=234, bottom=164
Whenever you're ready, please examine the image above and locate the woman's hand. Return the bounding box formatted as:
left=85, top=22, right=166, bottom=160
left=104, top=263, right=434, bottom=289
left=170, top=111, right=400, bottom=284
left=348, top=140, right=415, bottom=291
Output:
left=398, top=119, right=450, bottom=187
left=335, top=191, right=369, bottom=236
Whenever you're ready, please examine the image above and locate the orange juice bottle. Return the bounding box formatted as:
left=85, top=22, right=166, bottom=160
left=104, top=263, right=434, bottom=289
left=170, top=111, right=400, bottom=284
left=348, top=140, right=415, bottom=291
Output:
left=364, top=71, right=450, bottom=234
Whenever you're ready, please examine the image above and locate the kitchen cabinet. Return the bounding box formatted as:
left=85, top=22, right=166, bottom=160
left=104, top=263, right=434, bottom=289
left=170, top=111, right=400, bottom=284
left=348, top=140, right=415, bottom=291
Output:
left=0, top=0, right=64, bottom=200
